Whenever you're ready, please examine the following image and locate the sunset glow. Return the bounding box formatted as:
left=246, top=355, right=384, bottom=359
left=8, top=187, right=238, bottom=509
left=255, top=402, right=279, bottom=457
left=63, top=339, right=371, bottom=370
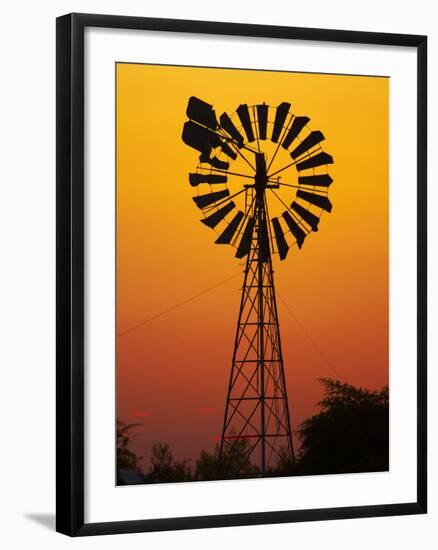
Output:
left=116, top=63, right=389, bottom=469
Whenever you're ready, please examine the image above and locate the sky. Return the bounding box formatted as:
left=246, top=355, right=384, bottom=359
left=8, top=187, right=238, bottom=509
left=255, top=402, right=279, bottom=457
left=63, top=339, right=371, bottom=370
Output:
left=116, top=63, right=389, bottom=471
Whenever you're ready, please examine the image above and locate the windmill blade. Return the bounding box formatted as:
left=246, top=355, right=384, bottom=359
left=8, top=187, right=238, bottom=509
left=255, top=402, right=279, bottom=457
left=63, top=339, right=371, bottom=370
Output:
left=298, top=174, right=333, bottom=187
left=281, top=116, right=310, bottom=149
left=291, top=201, right=320, bottom=231
left=193, top=189, right=230, bottom=209
left=215, top=211, right=244, bottom=244
left=256, top=104, right=268, bottom=140
left=182, top=121, right=220, bottom=155
left=220, top=140, right=238, bottom=160
left=297, top=190, right=332, bottom=212
left=271, top=102, right=291, bottom=143
left=201, top=201, right=236, bottom=228
left=186, top=96, right=218, bottom=130
left=282, top=211, right=306, bottom=249
left=236, top=104, right=255, bottom=143
left=235, top=218, right=256, bottom=258
left=291, top=131, right=325, bottom=159
left=259, top=219, right=270, bottom=262
left=219, top=112, right=244, bottom=148
left=271, top=218, right=289, bottom=260
left=199, top=153, right=229, bottom=171
left=296, top=151, right=334, bottom=171
left=189, top=173, right=227, bottom=186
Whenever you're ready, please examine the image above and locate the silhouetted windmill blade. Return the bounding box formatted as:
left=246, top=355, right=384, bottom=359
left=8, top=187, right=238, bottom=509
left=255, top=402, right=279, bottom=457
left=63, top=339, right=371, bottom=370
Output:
left=220, top=141, right=238, bottom=160
left=219, top=112, right=245, bottom=148
left=298, top=174, right=333, bottom=187
left=235, top=217, right=256, bottom=258
left=215, top=211, right=245, bottom=244
left=187, top=96, right=218, bottom=130
left=291, top=201, right=320, bottom=231
left=237, top=104, right=255, bottom=143
left=182, top=120, right=221, bottom=155
left=271, top=217, right=289, bottom=260
left=271, top=102, right=291, bottom=143
left=201, top=202, right=236, bottom=228
left=282, top=116, right=310, bottom=149
left=193, top=189, right=230, bottom=209
left=256, top=104, right=268, bottom=140
left=199, top=153, right=230, bottom=171
left=297, top=190, right=332, bottom=212
left=291, top=131, right=325, bottom=159
left=189, top=173, right=227, bottom=186
left=296, top=151, right=334, bottom=171
left=282, top=211, right=307, bottom=248
left=259, top=219, right=270, bottom=262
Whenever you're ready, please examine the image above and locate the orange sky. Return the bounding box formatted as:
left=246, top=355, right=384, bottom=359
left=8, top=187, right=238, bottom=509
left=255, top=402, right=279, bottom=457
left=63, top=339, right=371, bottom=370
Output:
left=116, top=63, right=389, bottom=469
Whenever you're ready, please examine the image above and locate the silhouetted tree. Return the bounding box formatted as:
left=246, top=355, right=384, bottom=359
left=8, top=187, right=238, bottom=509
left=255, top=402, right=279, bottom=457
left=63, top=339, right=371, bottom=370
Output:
left=195, top=447, right=221, bottom=481
left=270, top=445, right=296, bottom=476
left=196, top=429, right=259, bottom=480
left=148, top=442, right=193, bottom=482
left=294, top=378, right=389, bottom=475
left=116, top=420, right=143, bottom=484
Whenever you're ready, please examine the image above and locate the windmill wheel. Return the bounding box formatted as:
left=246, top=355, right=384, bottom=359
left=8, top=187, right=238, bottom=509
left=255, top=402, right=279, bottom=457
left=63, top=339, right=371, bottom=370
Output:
left=182, top=96, right=334, bottom=260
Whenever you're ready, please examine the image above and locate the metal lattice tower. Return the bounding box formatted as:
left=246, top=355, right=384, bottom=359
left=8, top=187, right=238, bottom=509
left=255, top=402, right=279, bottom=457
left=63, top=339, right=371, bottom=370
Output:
left=219, top=174, right=294, bottom=475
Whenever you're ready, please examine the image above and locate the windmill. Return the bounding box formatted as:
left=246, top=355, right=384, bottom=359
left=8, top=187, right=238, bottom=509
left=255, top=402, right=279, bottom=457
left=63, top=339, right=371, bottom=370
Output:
left=182, top=97, right=334, bottom=476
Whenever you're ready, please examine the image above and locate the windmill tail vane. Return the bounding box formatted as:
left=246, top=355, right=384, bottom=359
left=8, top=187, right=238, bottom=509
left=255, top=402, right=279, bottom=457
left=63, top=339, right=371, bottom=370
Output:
left=182, top=96, right=334, bottom=476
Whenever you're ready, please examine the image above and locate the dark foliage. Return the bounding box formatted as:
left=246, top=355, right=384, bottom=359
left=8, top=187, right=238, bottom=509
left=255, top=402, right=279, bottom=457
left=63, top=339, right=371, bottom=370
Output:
left=116, top=420, right=143, bottom=484
left=294, top=378, right=389, bottom=475
left=148, top=442, right=193, bottom=482
left=196, top=430, right=259, bottom=481
left=117, top=378, right=389, bottom=484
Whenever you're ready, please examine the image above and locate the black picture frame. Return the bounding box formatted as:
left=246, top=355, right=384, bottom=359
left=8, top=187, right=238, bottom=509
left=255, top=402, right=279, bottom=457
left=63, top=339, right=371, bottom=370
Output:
left=56, top=12, right=427, bottom=537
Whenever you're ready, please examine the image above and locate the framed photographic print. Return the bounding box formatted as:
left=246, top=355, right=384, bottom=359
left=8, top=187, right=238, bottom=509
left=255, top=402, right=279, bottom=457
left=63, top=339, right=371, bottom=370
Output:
left=56, top=13, right=427, bottom=536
